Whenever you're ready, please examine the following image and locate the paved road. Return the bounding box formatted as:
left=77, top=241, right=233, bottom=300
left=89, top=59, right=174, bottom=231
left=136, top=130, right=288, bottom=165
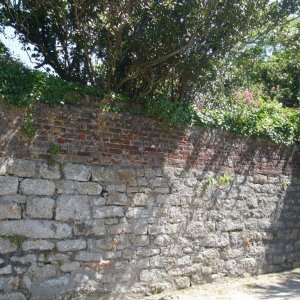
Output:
left=143, top=269, right=300, bottom=300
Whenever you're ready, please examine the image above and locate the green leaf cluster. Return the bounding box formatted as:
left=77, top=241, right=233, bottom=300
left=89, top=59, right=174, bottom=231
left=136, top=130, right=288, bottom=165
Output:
left=0, top=44, right=104, bottom=107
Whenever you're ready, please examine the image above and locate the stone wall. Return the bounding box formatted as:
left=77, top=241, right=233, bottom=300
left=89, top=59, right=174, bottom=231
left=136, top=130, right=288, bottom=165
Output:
left=1, top=102, right=300, bottom=299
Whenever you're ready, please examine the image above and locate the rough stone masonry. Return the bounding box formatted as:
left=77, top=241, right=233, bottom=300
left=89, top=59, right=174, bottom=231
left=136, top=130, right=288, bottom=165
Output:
left=0, top=103, right=300, bottom=299
left=0, top=158, right=300, bottom=300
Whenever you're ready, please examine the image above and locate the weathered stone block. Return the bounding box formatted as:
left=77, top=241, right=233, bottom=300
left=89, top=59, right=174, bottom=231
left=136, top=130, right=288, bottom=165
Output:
left=132, top=193, right=154, bottom=207
left=0, top=204, right=21, bottom=219
left=129, top=219, right=148, bottom=235
left=137, top=248, right=160, bottom=257
left=57, top=240, right=86, bottom=252
left=0, top=292, right=26, bottom=300
left=7, top=159, right=36, bottom=178
left=202, top=233, right=230, bottom=248
left=75, top=251, right=104, bottom=262
left=20, top=179, right=55, bottom=196
left=39, top=163, right=61, bottom=180
left=91, top=197, right=105, bottom=206
left=106, top=224, right=124, bottom=235
left=0, top=238, right=17, bottom=254
left=0, top=220, right=71, bottom=239
left=27, top=265, right=56, bottom=280
left=57, top=180, right=76, bottom=194
left=0, top=158, right=8, bottom=175
left=116, top=168, right=136, bottom=182
left=22, top=240, right=55, bottom=251
left=219, top=220, right=244, bottom=232
left=175, top=276, right=191, bottom=289
left=105, top=192, right=129, bottom=205
left=0, top=177, right=19, bottom=196
left=10, top=255, right=36, bottom=264
left=26, top=198, right=55, bottom=219
left=93, top=206, right=124, bottom=218
left=0, top=277, right=19, bottom=291
left=56, top=195, right=90, bottom=221
left=87, top=238, right=113, bottom=250
left=76, top=182, right=102, bottom=195
left=126, top=207, right=150, bottom=219
left=130, top=235, right=150, bottom=247
left=140, top=269, right=167, bottom=282
left=92, top=166, right=115, bottom=182
left=60, top=262, right=80, bottom=273
left=0, top=266, right=12, bottom=275
left=153, top=235, right=171, bottom=247
left=74, top=220, right=106, bottom=236
left=0, top=195, right=26, bottom=204
left=63, top=163, right=91, bottom=181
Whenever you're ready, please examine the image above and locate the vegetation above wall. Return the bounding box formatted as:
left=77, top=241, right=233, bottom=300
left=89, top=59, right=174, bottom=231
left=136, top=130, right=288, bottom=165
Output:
left=1, top=42, right=299, bottom=146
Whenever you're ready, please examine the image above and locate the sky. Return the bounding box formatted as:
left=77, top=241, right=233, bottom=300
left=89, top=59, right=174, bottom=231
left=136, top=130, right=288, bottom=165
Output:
left=0, top=26, right=35, bottom=68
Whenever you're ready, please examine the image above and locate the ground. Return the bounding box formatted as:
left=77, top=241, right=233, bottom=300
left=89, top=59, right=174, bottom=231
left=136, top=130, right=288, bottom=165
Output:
left=143, top=269, right=300, bottom=300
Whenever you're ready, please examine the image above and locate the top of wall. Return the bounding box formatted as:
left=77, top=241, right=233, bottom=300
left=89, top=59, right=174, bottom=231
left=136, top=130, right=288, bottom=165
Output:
left=1, top=101, right=299, bottom=175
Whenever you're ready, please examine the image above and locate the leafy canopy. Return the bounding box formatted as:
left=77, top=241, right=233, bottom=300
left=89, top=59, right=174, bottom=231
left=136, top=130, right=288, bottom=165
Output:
left=0, top=0, right=298, bottom=99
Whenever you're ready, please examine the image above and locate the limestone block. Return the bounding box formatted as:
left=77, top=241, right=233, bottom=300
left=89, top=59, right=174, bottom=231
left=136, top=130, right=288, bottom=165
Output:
left=219, top=220, right=244, bottom=232
left=0, top=220, right=71, bottom=239
left=132, top=193, right=154, bottom=207
left=27, top=265, right=56, bottom=280
left=73, top=220, right=106, bottom=236
left=39, top=163, right=61, bottom=180
left=0, top=177, right=19, bottom=196
left=22, top=240, right=55, bottom=251
left=0, top=158, right=8, bottom=176
left=76, top=182, right=102, bottom=195
left=175, top=276, right=191, bottom=289
left=106, top=184, right=126, bottom=193
left=0, top=195, right=26, bottom=204
left=60, top=262, right=80, bottom=273
left=91, top=197, right=105, bottom=206
left=0, top=204, right=21, bottom=219
left=93, top=206, right=124, bottom=218
left=26, top=198, right=55, bottom=219
left=140, top=269, right=167, bottom=282
left=10, top=255, right=36, bottom=264
left=0, top=277, right=19, bottom=291
left=0, top=266, right=12, bottom=275
left=0, top=292, right=26, bottom=300
left=116, top=168, right=136, bottom=182
left=87, top=238, right=113, bottom=250
left=130, top=235, right=150, bottom=247
left=202, top=233, right=230, bottom=248
left=91, top=166, right=116, bottom=182
left=0, top=238, right=17, bottom=254
left=105, top=192, right=129, bottom=205
left=74, top=251, right=104, bottom=262
left=57, top=240, right=86, bottom=252
left=20, top=179, right=55, bottom=196
left=57, top=180, right=76, bottom=194
left=63, top=163, right=91, bottom=181
left=137, top=248, right=160, bottom=257
left=56, top=195, right=90, bottom=221
left=7, top=159, right=36, bottom=178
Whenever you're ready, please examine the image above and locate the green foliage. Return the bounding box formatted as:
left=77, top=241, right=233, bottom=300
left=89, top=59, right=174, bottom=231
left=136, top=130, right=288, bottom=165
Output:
left=204, top=175, right=217, bottom=187
left=22, top=113, right=36, bottom=139
left=217, top=174, right=233, bottom=187
left=2, top=235, right=25, bottom=246
left=0, top=45, right=104, bottom=107
left=48, top=144, right=60, bottom=156
left=1, top=0, right=297, bottom=99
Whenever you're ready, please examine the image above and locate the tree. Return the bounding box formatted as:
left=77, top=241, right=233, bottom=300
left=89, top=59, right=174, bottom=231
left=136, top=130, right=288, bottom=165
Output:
left=0, top=0, right=298, bottom=100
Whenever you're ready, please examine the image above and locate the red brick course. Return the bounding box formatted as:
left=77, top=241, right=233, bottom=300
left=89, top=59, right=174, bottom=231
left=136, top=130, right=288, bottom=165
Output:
left=1, top=102, right=299, bottom=175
